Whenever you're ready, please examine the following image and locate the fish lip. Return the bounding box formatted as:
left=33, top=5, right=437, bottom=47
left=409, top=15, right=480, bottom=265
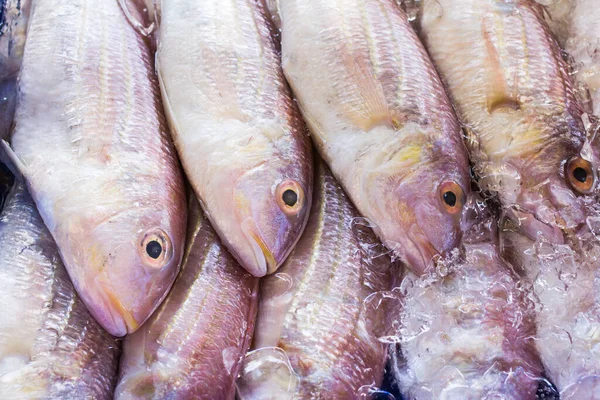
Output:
left=95, top=278, right=139, bottom=336
left=241, top=217, right=277, bottom=277
left=508, top=207, right=565, bottom=245
left=406, top=226, right=438, bottom=274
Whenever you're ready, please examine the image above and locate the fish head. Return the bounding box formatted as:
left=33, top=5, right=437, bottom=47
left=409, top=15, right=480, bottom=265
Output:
left=232, top=158, right=312, bottom=277
left=74, top=200, right=186, bottom=337
left=494, top=134, right=597, bottom=244
left=388, top=139, right=470, bottom=274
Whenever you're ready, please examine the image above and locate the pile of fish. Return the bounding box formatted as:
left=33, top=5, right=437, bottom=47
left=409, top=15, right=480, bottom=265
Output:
left=2, top=0, right=600, bottom=399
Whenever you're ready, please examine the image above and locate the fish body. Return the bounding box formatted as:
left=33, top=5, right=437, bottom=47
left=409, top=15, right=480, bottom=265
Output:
left=115, top=194, right=258, bottom=400
left=157, top=0, right=313, bottom=278
left=419, top=0, right=591, bottom=244
left=9, top=0, right=187, bottom=336
left=275, top=0, right=470, bottom=274
left=391, top=197, right=544, bottom=399
left=0, top=178, right=120, bottom=399
left=237, top=163, right=395, bottom=399
left=418, top=0, right=600, bottom=395
left=544, top=0, right=600, bottom=116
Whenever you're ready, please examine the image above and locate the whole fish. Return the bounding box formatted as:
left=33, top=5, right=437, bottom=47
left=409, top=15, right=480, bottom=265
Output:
left=390, top=196, right=544, bottom=400
left=236, top=162, right=396, bottom=399
left=0, top=171, right=120, bottom=399
left=7, top=0, right=187, bottom=336
left=157, top=0, right=313, bottom=277
left=543, top=0, right=600, bottom=117
left=0, top=0, right=31, bottom=140
left=418, top=0, right=592, bottom=245
left=115, top=194, right=259, bottom=400
left=275, top=0, right=470, bottom=274
left=418, top=0, right=600, bottom=395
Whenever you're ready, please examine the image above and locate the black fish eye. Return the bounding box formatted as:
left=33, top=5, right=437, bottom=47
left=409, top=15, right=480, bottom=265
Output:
left=282, top=189, right=298, bottom=207
left=573, top=167, right=588, bottom=183
left=146, top=240, right=163, bottom=259
left=443, top=191, right=457, bottom=207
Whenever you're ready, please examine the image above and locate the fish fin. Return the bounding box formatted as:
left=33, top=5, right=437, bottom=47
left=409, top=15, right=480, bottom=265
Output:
left=0, top=140, right=27, bottom=181
left=339, top=50, right=399, bottom=131
left=117, top=0, right=156, bottom=37
left=482, top=17, right=521, bottom=113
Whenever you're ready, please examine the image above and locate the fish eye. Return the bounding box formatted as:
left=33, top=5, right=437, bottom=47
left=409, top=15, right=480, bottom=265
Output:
left=276, top=180, right=305, bottom=216
left=566, top=156, right=596, bottom=194
left=140, top=228, right=173, bottom=269
left=438, top=181, right=465, bottom=215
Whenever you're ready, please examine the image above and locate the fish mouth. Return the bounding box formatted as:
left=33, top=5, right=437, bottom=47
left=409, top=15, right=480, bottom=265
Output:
left=95, top=278, right=140, bottom=336
left=405, top=226, right=439, bottom=274
left=508, top=208, right=565, bottom=245
left=241, top=217, right=277, bottom=277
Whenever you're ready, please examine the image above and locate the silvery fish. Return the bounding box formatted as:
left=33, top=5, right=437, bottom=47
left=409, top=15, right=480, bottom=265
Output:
left=0, top=171, right=120, bottom=399
left=236, top=162, right=396, bottom=399
left=115, top=194, right=259, bottom=400
left=278, top=0, right=469, bottom=272
left=418, top=0, right=593, bottom=245
left=275, top=0, right=470, bottom=274
left=156, top=0, right=313, bottom=278
left=7, top=0, right=187, bottom=337
left=390, top=196, right=544, bottom=400
left=0, top=0, right=31, bottom=140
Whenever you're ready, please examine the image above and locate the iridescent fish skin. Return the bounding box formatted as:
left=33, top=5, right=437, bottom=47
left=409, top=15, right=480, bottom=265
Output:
left=544, top=0, right=600, bottom=117
left=9, top=0, right=187, bottom=336
left=390, top=196, right=544, bottom=400
left=276, top=0, right=470, bottom=274
left=0, top=178, right=120, bottom=399
left=157, top=0, right=313, bottom=278
left=0, top=0, right=31, bottom=140
left=115, top=194, right=259, bottom=400
left=419, top=0, right=592, bottom=245
left=237, top=162, right=395, bottom=399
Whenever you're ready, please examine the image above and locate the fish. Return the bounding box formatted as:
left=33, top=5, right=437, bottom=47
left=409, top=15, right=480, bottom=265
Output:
left=418, top=0, right=600, bottom=395
left=0, top=167, right=120, bottom=399
left=389, top=195, right=545, bottom=400
left=6, top=0, right=187, bottom=337
left=543, top=0, right=600, bottom=117
left=0, top=0, right=31, bottom=140
left=418, top=0, right=592, bottom=245
left=236, top=162, right=397, bottom=399
left=275, top=0, right=471, bottom=275
left=156, top=0, right=313, bottom=278
left=114, top=194, right=259, bottom=400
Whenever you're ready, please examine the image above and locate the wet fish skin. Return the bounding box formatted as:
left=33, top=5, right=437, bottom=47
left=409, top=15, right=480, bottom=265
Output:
left=238, top=162, right=396, bottom=399
left=418, top=0, right=590, bottom=244
left=277, top=0, right=470, bottom=274
left=0, top=178, right=120, bottom=399
left=115, top=194, right=259, bottom=400
left=157, top=0, right=313, bottom=278
left=391, top=196, right=544, bottom=400
left=544, top=0, right=600, bottom=117
left=9, top=0, right=187, bottom=336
